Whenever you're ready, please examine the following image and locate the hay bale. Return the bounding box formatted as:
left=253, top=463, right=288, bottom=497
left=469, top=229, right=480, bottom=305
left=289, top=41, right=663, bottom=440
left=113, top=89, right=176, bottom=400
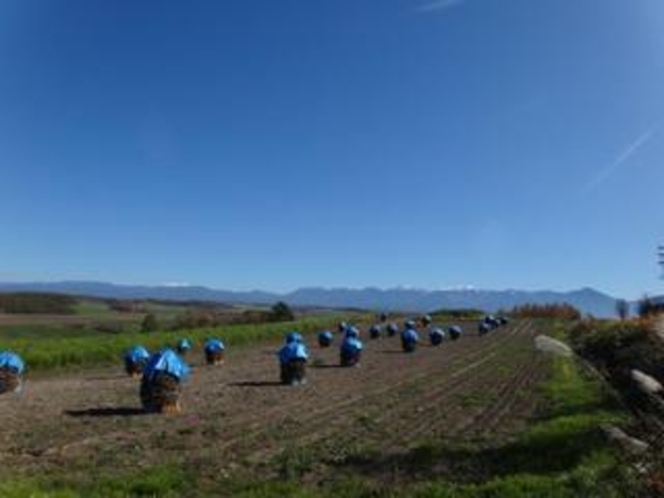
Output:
left=429, top=328, right=445, bottom=346
left=448, top=326, right=463, bottom=341
left=278, top=339, right=309, bottom=385
left=205, top=350, right=225, bottom=366
left=402, top=339, right=417, bottom=353
left=280, top=359, right=307, bottom=385
left=125, top=359, right=148, bottom=379
left=369, top=325, right=381, bottom=340
left=340, top=336, right=363, bottom=367
left=203, top=338, right=225, bottom=365
left=0, top=367, right=21, bottom=395
left=483, top=315, right=500, bottom=329
left=0, top=353, right=24, bottom=395
left=340, top=349, right=362, bottom=367
left=318, top=331, right=333, bottom=348
left=345, top=326, right=360, bottom=339
left=140, top=372, right=182, bottom=414
left=124, top=346, right=150, bottom=378
left=401, top=329, right=419, bottom=352
left=176, top=338, right=193, bottom=355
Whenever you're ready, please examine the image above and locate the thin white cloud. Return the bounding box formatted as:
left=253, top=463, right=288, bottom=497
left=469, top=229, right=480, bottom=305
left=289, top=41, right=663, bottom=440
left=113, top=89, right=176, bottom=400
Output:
left=162, top=282, right=192, bottom=288
left=585, top=127, right=657, bottom=193
left=413, top=0, right=465, bottom=14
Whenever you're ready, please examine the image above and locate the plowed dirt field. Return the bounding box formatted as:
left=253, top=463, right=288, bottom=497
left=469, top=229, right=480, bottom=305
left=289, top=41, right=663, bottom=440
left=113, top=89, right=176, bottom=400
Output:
left=0, top=320, right=550, bottom=490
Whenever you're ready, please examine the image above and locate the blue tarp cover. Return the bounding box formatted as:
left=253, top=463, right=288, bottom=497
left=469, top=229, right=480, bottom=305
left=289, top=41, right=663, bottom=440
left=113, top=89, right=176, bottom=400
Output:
left=429, top=328, right=445, bottom=338
left=449, top=325, right=463, bottom=335
left=177, top=338, right=193, bottom=351
left=341, top=337, right=363, bottom=354
left=345, top=326, right=360, bottom=339
left=278, top=342, right=309, bottom=364
left=204, top=338, right=225, bottom=353
left=125, top=345, right=150, bottom=363
left=0, top=351, right=25, bottom=374
left=286, top=332, right=303, bottom=344
left=402, top=329, right=419, bottom=343
left=319, top=331, right=334, bottom=341
left=144, top=349, right=190, bottom=381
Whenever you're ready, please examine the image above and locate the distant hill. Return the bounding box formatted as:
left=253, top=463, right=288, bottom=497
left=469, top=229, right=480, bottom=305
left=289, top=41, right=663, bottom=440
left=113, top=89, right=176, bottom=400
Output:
left=285, top=286, right=618, bottom=317
left=0, top=281, right=619, bottom=317
left=0, top=281, right=277, bottom=305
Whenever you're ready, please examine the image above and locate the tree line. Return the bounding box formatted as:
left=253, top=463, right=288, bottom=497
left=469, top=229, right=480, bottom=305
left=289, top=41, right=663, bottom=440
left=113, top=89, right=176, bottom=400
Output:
left=0, top=293, right=77, bottom=314
left=507, top=303, right=582, bottom=320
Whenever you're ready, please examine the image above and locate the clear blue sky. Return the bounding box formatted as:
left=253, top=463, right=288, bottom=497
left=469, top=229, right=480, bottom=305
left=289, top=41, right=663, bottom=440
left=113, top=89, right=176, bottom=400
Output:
left=1, top=0, right=662, bottom=299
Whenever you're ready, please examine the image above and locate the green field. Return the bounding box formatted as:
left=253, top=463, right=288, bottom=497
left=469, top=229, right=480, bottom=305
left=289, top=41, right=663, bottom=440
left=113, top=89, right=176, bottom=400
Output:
left=0, top=314, right=351, bottom=372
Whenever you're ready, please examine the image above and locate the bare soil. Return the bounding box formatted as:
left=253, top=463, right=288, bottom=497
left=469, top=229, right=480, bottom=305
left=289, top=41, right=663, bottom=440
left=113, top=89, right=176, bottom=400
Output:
left=0, top=320, right=549, bottom=488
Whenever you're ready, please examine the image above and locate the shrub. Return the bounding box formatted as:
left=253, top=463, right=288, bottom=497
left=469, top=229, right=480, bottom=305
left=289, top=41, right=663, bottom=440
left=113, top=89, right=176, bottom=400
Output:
left=172, top=309, right=218, bottom=330
left=141, top=313, right=160, bottom=333
left=107, top=299, right=146, bottom=313
left=270, top=302, right=295, bottom=322
left=509, top=304, right=582, bottom=320
left=569, top=319, right=664, bottom=386
left=430, top=309, right=485, bottom=320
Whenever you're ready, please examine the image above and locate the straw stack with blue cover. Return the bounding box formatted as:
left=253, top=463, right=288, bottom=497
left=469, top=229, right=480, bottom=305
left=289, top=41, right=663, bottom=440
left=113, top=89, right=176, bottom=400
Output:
left=401, top=321, right=419, bottom=353
left=204, top=338, right=225, bottom=365
left=140, top=349, right=190, bottom=414
left=278, top=332, right=308, bottom=386
left=124, top=345, right=150, bottom=378
left=0, top=351, right=25, bottom=395
left=340, top=327, right=363, bottom=366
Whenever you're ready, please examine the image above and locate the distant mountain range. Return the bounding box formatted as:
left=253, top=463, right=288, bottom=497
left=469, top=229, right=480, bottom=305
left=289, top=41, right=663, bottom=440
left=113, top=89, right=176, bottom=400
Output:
left=0, top=281, right=620, bottom=317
